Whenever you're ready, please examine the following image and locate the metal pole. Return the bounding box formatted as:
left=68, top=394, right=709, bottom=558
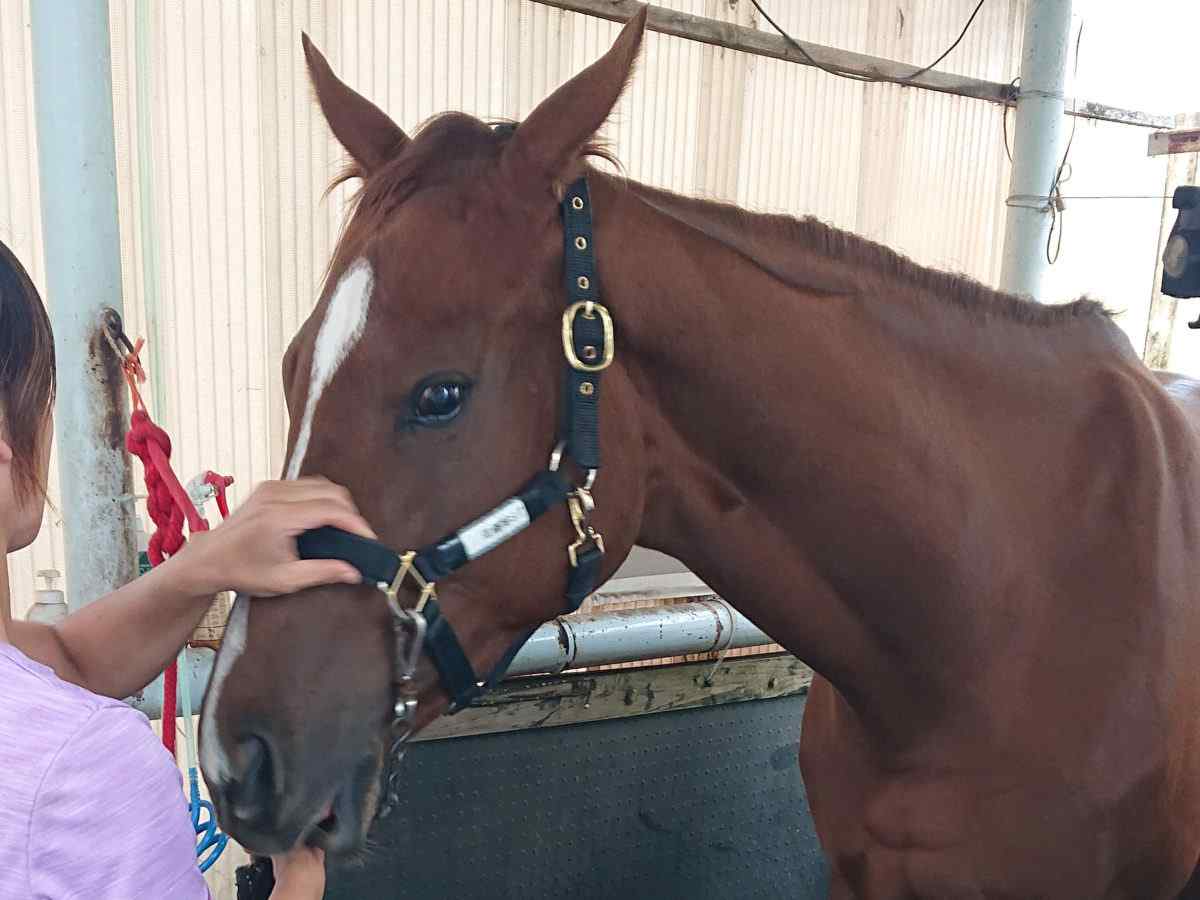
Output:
left=30, top=0, right=135, bottom=608
left=507, top=599, right=771, bottom=677
left=999, top=0, right=1072, bottom=301
left=129, top=601, right=776, bottom=719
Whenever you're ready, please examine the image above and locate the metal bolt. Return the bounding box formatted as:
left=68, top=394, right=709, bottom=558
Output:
left=579, top=381, right=595, bottom=396
left=572, top=196, right=584, bottom=210
left=574, top=235, right=588, bottom=251
left=577, top=275, right=590, bottom=291
left=582, top=345, right=598, bottom=361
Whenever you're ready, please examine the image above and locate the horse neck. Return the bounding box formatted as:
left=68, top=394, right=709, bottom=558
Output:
left=590, top=174, right=1128, bottom=744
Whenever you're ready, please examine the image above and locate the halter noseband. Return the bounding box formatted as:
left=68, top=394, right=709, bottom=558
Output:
left=295, top=174, right=611, bottom=819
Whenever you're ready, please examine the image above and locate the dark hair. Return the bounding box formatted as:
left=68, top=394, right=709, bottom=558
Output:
left=0, top=238, right=55, bottom=502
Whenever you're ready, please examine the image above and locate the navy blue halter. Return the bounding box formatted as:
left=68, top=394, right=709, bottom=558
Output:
left=296, top=173, right=610, bottom=713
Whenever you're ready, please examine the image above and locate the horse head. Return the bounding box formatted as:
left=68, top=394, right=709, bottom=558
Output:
left=200, top=9, right=650, bottom=856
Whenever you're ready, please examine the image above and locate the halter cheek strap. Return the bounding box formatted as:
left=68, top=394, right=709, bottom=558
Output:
left=560, top=178, right=608, bottom=471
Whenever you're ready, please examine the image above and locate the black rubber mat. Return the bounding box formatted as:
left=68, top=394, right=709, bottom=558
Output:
left=326, top=694, right=828, bottom=899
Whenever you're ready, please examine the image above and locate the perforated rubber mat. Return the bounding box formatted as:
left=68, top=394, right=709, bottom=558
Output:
left=326, top=694, right=828, bottom=899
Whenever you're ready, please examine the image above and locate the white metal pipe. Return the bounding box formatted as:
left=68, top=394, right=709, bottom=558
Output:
left=507, top=599, right=771, bottom=676
left=30, top=0, right=136, bottom=608
left=129, top=601, right=776, bottom=719
left=998, top=0, right=1073, bottom=301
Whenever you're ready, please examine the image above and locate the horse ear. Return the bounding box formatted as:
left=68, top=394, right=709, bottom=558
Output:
left=301, top=33, right=409, bottom=175
left=502, top=6, right=647, bottom=190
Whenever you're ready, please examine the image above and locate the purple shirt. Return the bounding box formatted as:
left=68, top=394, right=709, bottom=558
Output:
left=0, top=642, right=209, bottom=899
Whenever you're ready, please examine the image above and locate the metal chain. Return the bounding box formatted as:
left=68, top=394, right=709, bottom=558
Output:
left=374, top=727, right=413, bottom=821
left=372, top=600, right=426, bottom=822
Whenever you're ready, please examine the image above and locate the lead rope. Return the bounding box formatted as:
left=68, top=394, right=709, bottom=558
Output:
left=182, top=481, right=231, bottom=873
left=107, top=315, right=231, bottom=875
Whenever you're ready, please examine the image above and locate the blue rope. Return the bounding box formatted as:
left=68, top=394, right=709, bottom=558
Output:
left=190, top=767, right=228, bottom=873
left=178, top=642, right=228, bottom=874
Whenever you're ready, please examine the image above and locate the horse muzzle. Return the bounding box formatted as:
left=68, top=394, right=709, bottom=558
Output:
left=211, top=728, right=383, bottom=856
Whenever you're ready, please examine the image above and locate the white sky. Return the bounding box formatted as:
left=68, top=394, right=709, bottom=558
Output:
left=1070, top=0, right=1200, bottom=115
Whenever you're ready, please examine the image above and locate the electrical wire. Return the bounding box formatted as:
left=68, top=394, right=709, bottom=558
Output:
left=1055, top=195, right=1175, bottom=201
left=1046, top=20, right=1085, bottom=265
left=1003, top=78, right=1019, bottom=162
left=747, top=0, right=989, bottom=86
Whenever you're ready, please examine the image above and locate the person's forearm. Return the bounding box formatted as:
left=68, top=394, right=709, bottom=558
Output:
left=10, top=540, right=218, bottom=698
left=6, top=478, right=371, bottom=698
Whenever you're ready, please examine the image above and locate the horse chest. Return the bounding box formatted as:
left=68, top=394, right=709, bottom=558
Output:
left=805, top=676, right=1200, bottom=899
left=845, top=773, right=1189, bottom=898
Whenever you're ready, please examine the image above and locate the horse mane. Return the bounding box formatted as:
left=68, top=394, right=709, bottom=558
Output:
left=623, top=181, right=1111, bottom=326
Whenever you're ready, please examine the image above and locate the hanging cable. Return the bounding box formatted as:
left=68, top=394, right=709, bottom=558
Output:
left=747, top=0, right=989, bottom=86
left=1046, top=19, right=1085, bottom=265
left=1003, top=77, right=1020, bottom=162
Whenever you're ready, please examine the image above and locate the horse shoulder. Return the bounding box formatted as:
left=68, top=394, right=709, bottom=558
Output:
left=1071, top=364, right=1200, bottom=518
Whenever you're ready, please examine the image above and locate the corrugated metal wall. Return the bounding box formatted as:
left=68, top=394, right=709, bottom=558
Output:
left=1, top=1, right=1182, bottom=896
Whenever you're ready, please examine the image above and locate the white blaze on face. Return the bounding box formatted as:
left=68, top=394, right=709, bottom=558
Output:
left=287, top=259, right=376, bottom=479
left=199, top=595, right=248, bottom=783
left=200, top=258, right=375, bottom=785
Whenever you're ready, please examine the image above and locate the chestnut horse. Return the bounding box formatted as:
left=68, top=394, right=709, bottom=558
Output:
left=200, top=10, right=1200, bottom=897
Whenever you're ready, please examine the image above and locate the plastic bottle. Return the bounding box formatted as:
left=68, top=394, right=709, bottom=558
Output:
left=26, top=569, right=68, bottom=625
left=135, top=515, right=152, bottom=576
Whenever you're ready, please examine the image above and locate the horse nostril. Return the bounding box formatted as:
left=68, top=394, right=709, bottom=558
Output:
left=230, top=734, right=277, bottom=825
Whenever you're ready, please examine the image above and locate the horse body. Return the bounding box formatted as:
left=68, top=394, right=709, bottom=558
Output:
left=200, top=11, right=1200, bottom=896
left=595, top=172, right=1200, bottom=897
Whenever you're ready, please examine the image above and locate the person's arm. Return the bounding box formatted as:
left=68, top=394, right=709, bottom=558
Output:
left=8, top=477, right=372, bottom=698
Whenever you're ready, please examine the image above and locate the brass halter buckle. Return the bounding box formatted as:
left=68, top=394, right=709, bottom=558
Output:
left=562, top=301, right=615, bottom=373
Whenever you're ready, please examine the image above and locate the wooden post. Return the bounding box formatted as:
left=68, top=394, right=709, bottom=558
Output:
left=1144, top=113, right=1200, bottom=369
left=414, top=653, right=812, bottom=742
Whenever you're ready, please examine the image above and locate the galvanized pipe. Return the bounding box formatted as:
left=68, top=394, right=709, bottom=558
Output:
left=998, top=0, right=1073, bottom=300
left=130, top=600, right=775, bottom=719
left=30, top=0, right=136, bottom=608
left=506, top=599, right=770, bottom=677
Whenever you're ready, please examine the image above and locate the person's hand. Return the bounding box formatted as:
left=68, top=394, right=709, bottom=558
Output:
left=179, top=477, right=375, bottom=597
left=270, top=845, right=326, bottom=900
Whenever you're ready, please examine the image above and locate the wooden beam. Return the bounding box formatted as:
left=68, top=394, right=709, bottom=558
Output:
left=530, top=0, right=1172, bottom=130
left=1072, top=101, right=1173, bottom=131
left=591, top=571, right=711, bottom=604
left=1149, top=128, right=1200, bottom=157
left=535, top=0, right=1011, bottom=103
left=415, top=653, right=812, bottom=742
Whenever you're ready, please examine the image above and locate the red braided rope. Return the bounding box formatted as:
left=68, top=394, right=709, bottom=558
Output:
left=121, top=345, right=231, bottom=758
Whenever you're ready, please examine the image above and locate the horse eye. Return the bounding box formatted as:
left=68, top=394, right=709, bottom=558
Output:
left=412, top=378, right=470, bottom=426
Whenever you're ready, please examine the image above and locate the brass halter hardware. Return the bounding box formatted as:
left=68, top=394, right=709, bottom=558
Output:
left=548, top=442, right=606, bottom=568
left=380, top=550, right=437, bottom=612
left=562, top=301, right=615, bottom=373
left=567, top=488, right=605, bottom=568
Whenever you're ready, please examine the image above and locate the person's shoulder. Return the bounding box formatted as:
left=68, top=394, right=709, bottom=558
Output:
left=29, top=705, right=211, bottom=900
left=0, top=640, right=120, bottom=722
left=0, top=642, right=125, bottom=790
